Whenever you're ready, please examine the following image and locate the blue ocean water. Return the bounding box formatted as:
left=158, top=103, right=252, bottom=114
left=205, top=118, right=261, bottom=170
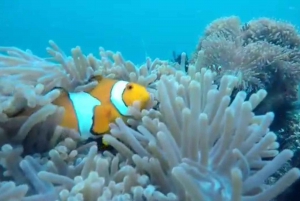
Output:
left=0, top=0, right=299, bottom=64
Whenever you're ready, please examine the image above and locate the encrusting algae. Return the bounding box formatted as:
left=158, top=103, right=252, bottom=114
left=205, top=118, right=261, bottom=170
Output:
left=0, top=17, right=300, bottom=201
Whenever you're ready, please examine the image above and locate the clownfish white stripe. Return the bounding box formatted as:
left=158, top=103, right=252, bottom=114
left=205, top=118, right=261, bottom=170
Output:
left=110, top=80, right=130, bottom=116
left=69, top=91, right=101, bottom=139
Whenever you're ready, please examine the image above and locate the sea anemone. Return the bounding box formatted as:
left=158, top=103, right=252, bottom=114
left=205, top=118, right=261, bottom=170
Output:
left=0, top=40, right=299, bottom=200
left=191, top=16, right=300, bottom=134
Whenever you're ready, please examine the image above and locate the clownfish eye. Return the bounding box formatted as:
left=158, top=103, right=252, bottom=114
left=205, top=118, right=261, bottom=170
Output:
left=127, top=84, right=133, bottom=90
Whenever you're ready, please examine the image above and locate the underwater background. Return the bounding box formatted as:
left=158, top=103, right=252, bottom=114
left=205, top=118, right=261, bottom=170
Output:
left=0, top=0, right=299, bottom=64
left=1, top=0, right=300, bottom=201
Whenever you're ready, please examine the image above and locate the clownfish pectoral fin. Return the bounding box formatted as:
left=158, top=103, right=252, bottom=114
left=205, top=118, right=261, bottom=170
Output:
left=91, top=104, right=114, bottom=135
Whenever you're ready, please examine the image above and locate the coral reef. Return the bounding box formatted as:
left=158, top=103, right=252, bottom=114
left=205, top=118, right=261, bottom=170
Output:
left=191, top=17, right=300, bottom=171
left=0, top=38, right=299, bottom=201
left=192, top=16, right=300, bottom=97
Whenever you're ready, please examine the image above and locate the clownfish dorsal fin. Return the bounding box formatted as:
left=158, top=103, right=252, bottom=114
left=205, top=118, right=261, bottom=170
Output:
left=51, top=86, right=67, bottom=92
left=90, top=74, right=104, bottom=82
left=50, top=86, right=71, bottom=105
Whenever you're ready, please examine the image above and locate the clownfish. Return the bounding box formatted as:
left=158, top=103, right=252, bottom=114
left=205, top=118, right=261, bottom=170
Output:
left=15, top=75, right=151, bottom=143
left=54, top=75, right=151, bottom=140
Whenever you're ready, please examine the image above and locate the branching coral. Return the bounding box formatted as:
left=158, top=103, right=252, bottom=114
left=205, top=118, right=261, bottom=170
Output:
left=0, top=29, right=299, bottom=200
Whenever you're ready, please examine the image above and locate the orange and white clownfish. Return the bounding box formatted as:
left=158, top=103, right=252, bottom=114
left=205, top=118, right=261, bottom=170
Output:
left=53, top=75, right=151, bottom=141
left=15, top=75, right=151, bottom=144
